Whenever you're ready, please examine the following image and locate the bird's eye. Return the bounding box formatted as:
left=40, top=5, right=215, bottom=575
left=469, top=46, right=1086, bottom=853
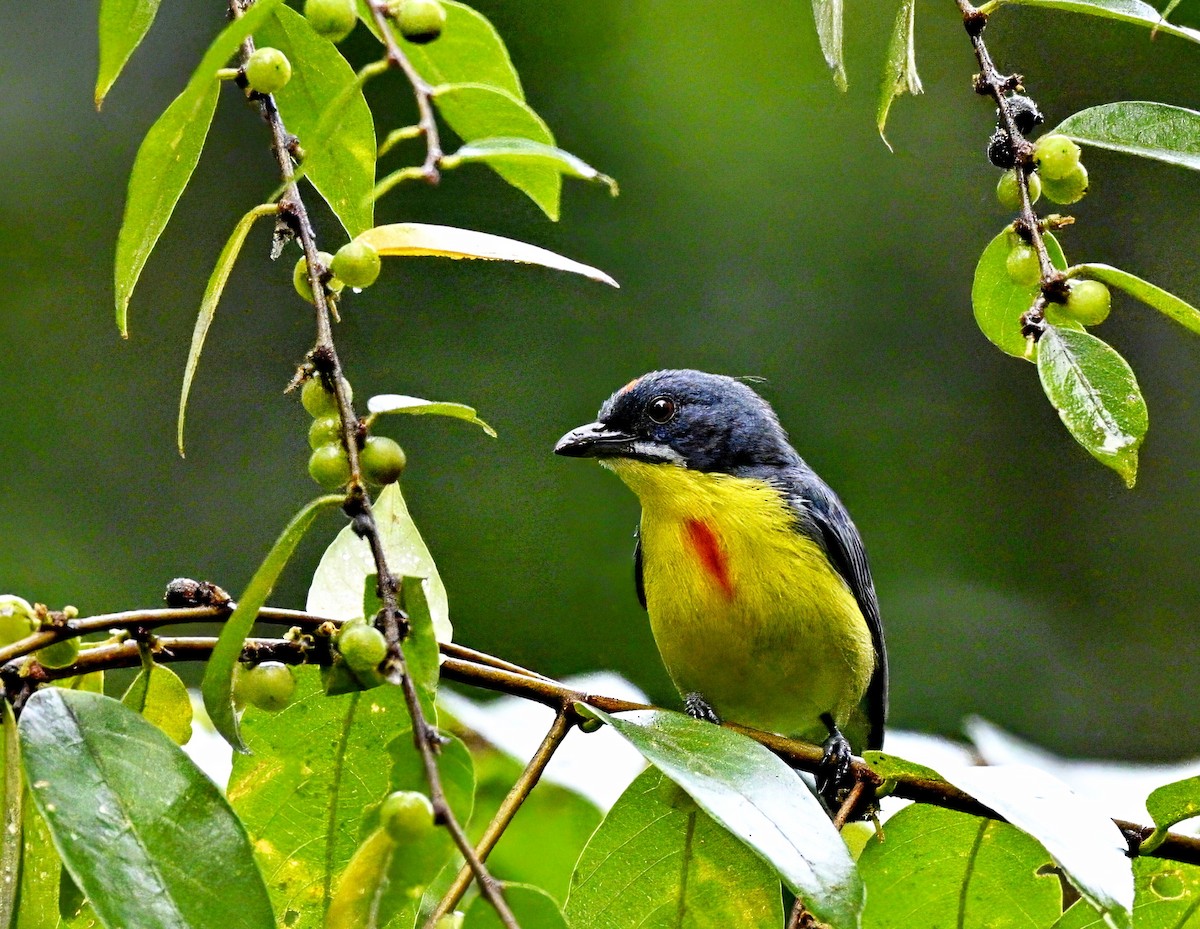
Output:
left=647, top=396, right=677, bottom=424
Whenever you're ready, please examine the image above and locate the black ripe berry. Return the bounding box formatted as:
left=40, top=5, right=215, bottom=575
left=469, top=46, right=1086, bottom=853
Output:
left=987, top=128, right=1017, bottom=169
left=1002, top=95, right=1044, bottom=135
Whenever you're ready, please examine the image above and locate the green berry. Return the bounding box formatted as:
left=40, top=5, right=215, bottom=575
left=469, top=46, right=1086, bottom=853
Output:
left=308, top=414, right=342, bottom=450
left=1041, top=163, right=1089, bottom=206
left=338, top=622, right=389, bottom=676
left=1033, top=134, right=1082, bottom=180
left=293, top=252, right=342, bottom=303
left=302, top=377, right=338, bottom=417
left=236, top=661, right=296, bottom=712
left=996, top=169, right=1041, bottom=210
left=37, top=637, right=80, bottom=669
left=309, top=443, right=351, bottom=489
left=380, top=790, right=436, bottom=842
left=0, top=597, right=34, bottom=646
left=394, top=0, right=446, bottom=43
left=244, top=47, right=292, bottom=95
left=1063, top=279, right=1111, bottom=326
left=360, top=436, right=406, bottom=485
left=331, top=241, right=382, bottom=289
left=304, top=0, right=357, bottom=42
left=1005, top=245, right=1041, bottom=287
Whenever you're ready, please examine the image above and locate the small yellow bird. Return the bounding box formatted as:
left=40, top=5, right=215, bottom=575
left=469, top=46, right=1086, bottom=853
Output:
left=556, top=370, right=886, bottom=791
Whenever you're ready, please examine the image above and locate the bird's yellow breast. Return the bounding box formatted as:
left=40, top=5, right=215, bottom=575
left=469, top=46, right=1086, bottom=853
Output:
left=606, top=460, right=875, bottom=739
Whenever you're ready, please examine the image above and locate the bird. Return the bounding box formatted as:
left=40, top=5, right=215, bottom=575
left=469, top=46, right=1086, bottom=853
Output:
left=554, top=369, right=886, bottom=795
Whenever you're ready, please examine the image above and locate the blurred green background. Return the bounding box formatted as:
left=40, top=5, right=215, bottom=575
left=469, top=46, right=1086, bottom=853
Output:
left=2, top=1, right=1198, bottom=758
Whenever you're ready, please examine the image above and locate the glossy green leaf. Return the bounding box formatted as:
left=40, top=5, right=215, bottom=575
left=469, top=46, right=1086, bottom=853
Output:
left=367, top=394, right=497, bottom=436
left=862, top=750, right=945, bottom=784
left=1036, top=326, right=1148, bottom=488
left=355, top=223, right=618, bottom=287
left=1054, top=102, right=1200, bottom=172
left=1139, top=775, right=1200, bottom=853
left=1055, top=857, right=1200, bottom=929
left=464, top=883, right=566, bottom=929
left=95, top=0, right=163, bottom=107
left=0, top=703, right=19, bottom=929
left=121, top=661, right=194, bottom=745
left=178, top=203, right=276, bottom=455
left=811, top=0, right=848, bottom=90
left=400, top=576, right=441, bottom=719
left=565, top=767, right=783, bottom=929
left=444, top=138, right=618, bottom=195
left=17, top=801, right=74, bottom=929
left=20, top=689, right=273, bottom=929
left=113, top=0, right=283, bottom=337
left=1068, top=262, right=1200, bottom=337
left=586, top=706, right=862, bottom=929
left=941, top=763, right=1134, bottom=929
left=993, top=0, right=1200, bottom=44
left=876, top=0, right=922, bottom=149
left=859, top=804, right=1059, bottom=929
left=430, top=84, right=561, bottom=220
left=973, top=229, right=1077, bottom=359
left=258, top=6, right=375, bottom=237
left=203, top=494, right=343, bottom=752
left=309, top=482, right=452, bottom=643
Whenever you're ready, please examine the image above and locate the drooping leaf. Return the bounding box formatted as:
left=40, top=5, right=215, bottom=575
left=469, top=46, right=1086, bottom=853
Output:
left=258, top=5, right=375, bottom=237
left=355, top=223, right=618, bottom=287
left=585, top=706, right=862, bottom=929
left=1140, top=775, right=1200, bottom=853
left=1067, top=262, right=1200, bottom=337
left=973, top=229, right=1077, bottom=359
left=1053, top=102, right=1200, bottom=172
left=121, top=661, right=194, bottom=745
left=95, top=0, right=163, bottom=107
left=113, top=0, right=283, bottom=337
left=565, top=767, right=783, bottom=929
left=877, top=0, right=923, bottom=149
left=19, top=689, right=274, bottom=929
left=858, top=804, right=1060, bottom=929
left=178, top=203, right=276, bottom=454
left=429, top=83, right=561, bottom=219
left=1055, top=857, right=1200, bottom=929
left=367, top=394, right=497, bottom=436
left=941, top=763, right=1134, bottom=929
left=811, top=0, right=848, bottom=90
left=463, top=883, right=567, bottom=929
left=994, top=0, right=1200, bottom=44
left=308, top=482, right=453, bottom=642
left=1036, top=325, right=1148, bottom=488
left=0, top=702, right=19, bottom=929
left=444, top=138, right=618, bottom=195
left=203, top=494, right=343, bottom=751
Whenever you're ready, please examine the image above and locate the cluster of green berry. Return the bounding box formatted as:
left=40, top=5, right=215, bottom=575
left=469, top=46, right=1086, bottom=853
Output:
left=293, top=238, right=382, bottom=303
left=302, top=377, right=407, bottom=490
left=234, top=661, right=297, bottom=712
left=990, top=95, right=1089, bottom=210
left=1003, top=233, right=1111, bottom=325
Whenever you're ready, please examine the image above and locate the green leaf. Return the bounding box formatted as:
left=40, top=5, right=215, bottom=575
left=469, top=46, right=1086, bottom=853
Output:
left=940, top=763, right=1134, bottom=929
left=19, top=689, right=274, bottom=929
left=1055, top=857, right=1200, bottom=929
left=973, top=229, right=1077, bottom=359
left=1068, top=262, right=1200, bottom=337
left=565, top=767, right=784, bottom=929
left=202, top=494, right=343, bottom=752
left=399, top=575, right=441, bottom=719
left=178, top=203, right=276, bottom=455
left=0, top=702, right=19, bottom=929
left=585, top=706, right=862, bottom=929
left=113, top=0, right=284, bottom=337
left=1156, top=0, right=1185, bottom=27
left=876, top=0, right=923, bottom=149
left=994, top=0, right=1200, bottom=44
left=17, top=802, right=70, bottom=929
left=444, top=137, right=618, bottom=195
left=430, top=84, right=561, bottom=220
left=258, top=6, right=375, bottom=237
left=1053, top=102, right=1200, bottom=172
left=862, top=751, right=945, bottom=783
left=95, top=0, right=163, bottom=107
left=859, top=804, right=1060, bottom=929
left=1139, top=775, right=1200, bottom=853
left=1036, top=326, right=1148, bottom=488
left=367, top=394, right=497, bottom=436
left=811, top=0, right=848, bottom=90
left=121, top=661, right=194, bottom=745
left=464, top=883, right=566, bottom=929
left=309, top=482, right=453, bottom=643
left=355, top=222, right=618, bottom=287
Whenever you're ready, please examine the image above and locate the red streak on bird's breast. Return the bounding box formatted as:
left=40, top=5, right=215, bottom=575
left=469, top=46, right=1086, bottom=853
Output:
left=684, top=519, right=734, bottom=600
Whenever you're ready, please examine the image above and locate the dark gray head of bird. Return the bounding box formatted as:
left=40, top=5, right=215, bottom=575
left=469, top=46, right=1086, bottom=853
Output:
left=554, top=369, right=799, bottom=473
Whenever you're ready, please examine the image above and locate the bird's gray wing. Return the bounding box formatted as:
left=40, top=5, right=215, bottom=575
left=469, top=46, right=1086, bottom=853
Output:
left=633, top=528, right=646, bottom=610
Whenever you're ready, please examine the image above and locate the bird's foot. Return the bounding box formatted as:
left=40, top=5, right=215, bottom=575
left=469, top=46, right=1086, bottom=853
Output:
left=684, top=692, right=721, bottom=725
left=816, top=713, right=853, bottom=803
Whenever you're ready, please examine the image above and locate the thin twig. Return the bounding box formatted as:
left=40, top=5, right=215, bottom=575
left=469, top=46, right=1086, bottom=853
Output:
left=427, top=712, right=575, bottom=927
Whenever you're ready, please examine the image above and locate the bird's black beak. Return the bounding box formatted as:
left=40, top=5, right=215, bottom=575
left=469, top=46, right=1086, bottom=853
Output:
left=554, top=421, right=637, bottom=459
